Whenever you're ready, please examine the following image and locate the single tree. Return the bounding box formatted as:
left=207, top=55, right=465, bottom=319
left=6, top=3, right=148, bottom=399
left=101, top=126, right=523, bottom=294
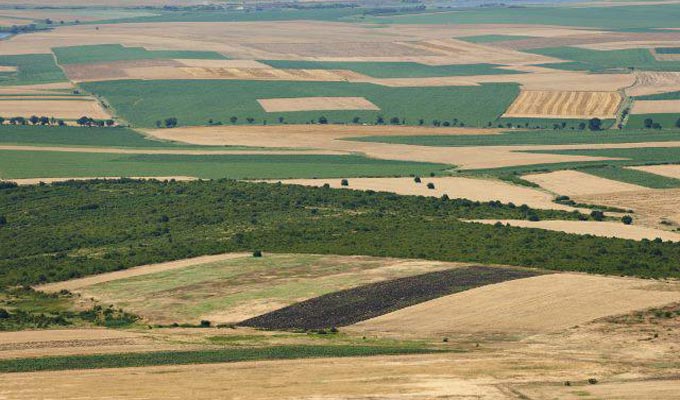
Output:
left=278, top=116, right=284, bottom=123
left=426, top=182, right=435, bottom=189
left=352, top=116, right=360, bottom=124
left=246, top=117, right=255, bottom=124
left=643, top=118, right=654, bottom=129
left=155, top=120, right=162, bottom=128
left=29, top=115, right=39, bottom=125
left=376, top=116, right=384, bottom=124
left=588, top=118, right=602, bottom=131
left=318, top=116, right=328, bottom=124
left=418, top=119, right=425, bottom=126
left=414, top=176, right=421, bottom=183
left=390, top=116, right=400, bottom=125
left=164, top=117, right=178, bottom=128
left=105, top=119, right=115, bottom=127
left=621, top=215, right=633, bottom=225
left=230, top=116, right=238, bottom=124
left=39, top=116, right=49, bottom=125
left=340, top=179, right=349, bottom=186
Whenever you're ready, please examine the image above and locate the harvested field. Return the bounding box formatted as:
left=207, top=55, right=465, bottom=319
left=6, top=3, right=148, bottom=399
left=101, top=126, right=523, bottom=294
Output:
left=491, top=31, right=680, bottom=51
left=627, top=71, right=680, bottom=97
left=42, top=254, right=467, bottom=325
left=257, top=97, right=379, bottom=112
left=351, top=273, right=680, bottom=335
left=0, top=98, right=109, bottom=120
left=503, top=90, right=622, bottom=119
left=628, top=164, right=680, bottom=179
left=61, top=59, right=181, bottom=82
left=517, top=380, right=680, bottom=400
left=631, top=99, right=680, bottom=114
left=523, top=170, right=646, bottom=195
left=470, top=219, right=680, bottom=242
left=239, top=266, right=540, bottom=330
left=0, top=82, right=74, bottom=96
left=175, top=59, right=270, bottom=68
left=276, top=177, right=580, bottom=212
left=242, top=41, right=439, bottom=58
left=175, top=67, right=367, bottom=81
left=576, top=188, right=680, bottom=227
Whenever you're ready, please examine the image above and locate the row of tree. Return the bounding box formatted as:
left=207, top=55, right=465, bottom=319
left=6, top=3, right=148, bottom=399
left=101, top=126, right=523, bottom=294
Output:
left=643, top=117, right=680, bottom=130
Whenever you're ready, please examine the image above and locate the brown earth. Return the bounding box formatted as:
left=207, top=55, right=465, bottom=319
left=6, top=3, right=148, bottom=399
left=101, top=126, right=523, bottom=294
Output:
left=522, top=170, right=646, bottom=196
left=0, top=98, right=110, bottom=119
left=470, top=219, right=680, bottom=241
left=631, top=99, right=680, bottom=114
left=274, top=177, right=581, bottom=212
left=257, top=96, right=379, bottom=112
left=350, top=273, right=680, bottom=335
left=503, top=90, right=622, bottom=119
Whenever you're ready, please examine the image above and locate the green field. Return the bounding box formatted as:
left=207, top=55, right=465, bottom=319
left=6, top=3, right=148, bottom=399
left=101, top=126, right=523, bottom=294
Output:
left=529, top=47, right=680, bottom=73
left=0, top=125, right=205, bottom=148
left=656, top=47, right=680, bottom=54
left=0, top=150, right=448, bottom=180
left=347, top=129, right=680, bottom=147
left=80, top=80, right=519, bottom=128
left=634, top=91, right=680, bottom=100
left=0, top=54, right=67, bottom=86
left=261, top=60, right=521, bottom=78
left=627, top=114, right=680, bottom=130
left=53, top=44, right=228, bottom=65
left=0, top=345, right=441, bottom=373
left=352, top=4, right=680, bottom=30
left=459, top=34, right=533, bottom=43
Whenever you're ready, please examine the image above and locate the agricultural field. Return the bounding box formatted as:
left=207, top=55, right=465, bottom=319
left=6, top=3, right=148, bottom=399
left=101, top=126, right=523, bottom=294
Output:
left=3, top=0, right=680, bottom=398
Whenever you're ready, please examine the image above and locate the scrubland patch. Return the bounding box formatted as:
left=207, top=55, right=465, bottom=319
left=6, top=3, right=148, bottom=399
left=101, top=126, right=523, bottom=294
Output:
left=504, top=90, right=621, bottom=119
left=257, top=97, right=380, bottom=112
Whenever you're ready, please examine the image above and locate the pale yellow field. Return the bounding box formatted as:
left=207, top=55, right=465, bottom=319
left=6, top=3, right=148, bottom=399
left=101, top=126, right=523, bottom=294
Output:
left=627, top=71, right=680, bottom=96
left=503, top=90, right=622, bottom=118
left=523, top=170, right=646, bottom=196
left=576, top=188, right=680, bottom=228
left=350, top=273, right=680, bottom=335
left=628, top=164, right=680, bottom=179
left=275, top=177, right=580, bottom=212
left=631, top=99, right=680, bottom=114
left=257, top=96, right=379, bottom=112
left=0, top=98, right=110, bottom=119
left=470, top=219, right=680, bottom=241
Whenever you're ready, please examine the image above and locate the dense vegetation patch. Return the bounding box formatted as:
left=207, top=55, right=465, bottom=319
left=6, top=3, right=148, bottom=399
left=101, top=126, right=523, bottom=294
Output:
left=0, top=54, right=67, bottom=86
left=0, top=180, right=677, bottom=287
left=80, top=80, right=519, bottom=128
left=240, top=266, right=540, bottom=330
left=0, top=345, right=442, bottom=373
left=53, top=44, right=228, bottom=65
left=261, top=60, right=521, bottom=78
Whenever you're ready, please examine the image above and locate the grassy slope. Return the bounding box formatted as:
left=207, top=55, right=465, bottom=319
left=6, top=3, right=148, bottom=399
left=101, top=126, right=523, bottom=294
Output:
left=0, top=345, right=441, bottom=373
left=53, top=44, right=228, bottom=65
left=80, top=80, right=519, bottom=128
left=0, top=150, right=448, bottom=180
left=0, top=180, right=676, bottom=287
left=354, top=4, right=680, bottom=29
left=261, top=60, right=522, bottom=78
left=529, top=47, right=680, bottom=73
left=346, top=129, right=680, bottom=147
left=0, top=54, right=67, bottom=86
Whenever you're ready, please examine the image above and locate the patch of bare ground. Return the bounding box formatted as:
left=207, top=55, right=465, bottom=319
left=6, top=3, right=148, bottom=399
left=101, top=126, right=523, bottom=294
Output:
left=631, top=99, right=680, bottom=114
left=0, top=98, right=110, bottom=120
left=628, top=164, right=680, bottom=179
left=627, top=71, right=680, bottom=97
left=144, top=125, right=620, bottom=169
left=503, top=90, right=622, bottom=119
left=38, top=253, right=251, bottom=293
left=469, top=219, right=680, bottom=241
left=350, top=273, right=680, bottom=336
left=257, top=97, right=379, bottom=112
left=274, top=177, right=580, bottom=212
left=523, top=170, right=646, bottom=196
left=575, top=188, right=680, bottom=229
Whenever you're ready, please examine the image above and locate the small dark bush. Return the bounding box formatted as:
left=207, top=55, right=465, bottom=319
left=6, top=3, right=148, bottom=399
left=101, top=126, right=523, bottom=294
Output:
left=340, top=179, right=349, bottom=186
left=622, top=215, right=633, bottom=225
left=588, top=378, right=598, bottom=385
left=414, top=177, right=421, bottom=183
left=200, top=320, right=211, bottom=327
left=426, top=183, right=435, bottom=189
left=253, top=250, right=263, bottom=257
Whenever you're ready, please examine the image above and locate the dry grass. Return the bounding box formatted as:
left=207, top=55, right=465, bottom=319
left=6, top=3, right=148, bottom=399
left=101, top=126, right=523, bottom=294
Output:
left=631, top=99, right=680, bottom=114
left=470, top=219, right=680, bottom=241
left=523, top=170, right=646, bottom=196
left=503, top=90, right=622, bottom=119
left=0, top=98, right=110, bottom=119
left=257, top=97, right=379, bottom=112
left=576, top=188, right=680, bottom=228
left=275, top=177, right=579, bottom=212
left=350, top=273, right=680, bottom=335
left=628, top=164, right=680, bottom=179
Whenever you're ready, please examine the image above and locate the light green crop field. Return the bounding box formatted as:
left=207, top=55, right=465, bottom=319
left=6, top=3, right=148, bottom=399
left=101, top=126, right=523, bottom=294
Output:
left=0, top=54, right=67, bottom=86
left=352, top=4, right=680, bottom=30
left=0, top=150, right=448, bottom=180
left=529, top=47, right=680, bottom=73
left=80, top=80, right=519, bottom=128
left=634, top=91, right=680, bottom=101
left=0, top=125, right=214, bottom=148
left=78, top=253, right=457, bottom=324
left=627, top=114, right=680, bottom=130
left=470, top=147, right=680, bottom=188
left=260, top=60, right=522, bottom=78
left=459, top=34, right=533, bottom=43
left=346, top=129, right=680, bottom=147
left=53, top=44, right=228, bottom=65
